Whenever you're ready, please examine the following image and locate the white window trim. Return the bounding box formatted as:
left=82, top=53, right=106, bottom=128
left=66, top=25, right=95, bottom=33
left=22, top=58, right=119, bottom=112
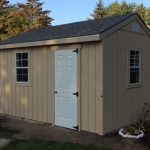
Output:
left=15, top=51, right=29, bottom=84
left=129, top=49, right=141, bottom=86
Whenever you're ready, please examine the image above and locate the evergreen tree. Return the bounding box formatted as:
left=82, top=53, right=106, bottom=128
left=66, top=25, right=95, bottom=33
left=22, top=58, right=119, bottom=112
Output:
left=107, top=1, right=136, bottom=16
left=89, top=0, right=150, bottom=25
left=90, top=0, right=107, bottom=19
left=17, top=0, right=53, bottom=29
left=0, top=0, right=12, bottom=40
left=135, top=3, right=147, bottom=23
left=146, top=8, right=150, bottom=27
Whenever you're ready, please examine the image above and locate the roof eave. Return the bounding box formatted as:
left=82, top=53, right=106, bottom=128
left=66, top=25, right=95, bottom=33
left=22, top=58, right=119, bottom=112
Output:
left=0, top=34, right=100, bottom=49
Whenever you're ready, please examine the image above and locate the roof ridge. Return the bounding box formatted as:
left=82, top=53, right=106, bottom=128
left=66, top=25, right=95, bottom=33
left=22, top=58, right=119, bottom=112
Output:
left=51, top=13, right=135, bottom=28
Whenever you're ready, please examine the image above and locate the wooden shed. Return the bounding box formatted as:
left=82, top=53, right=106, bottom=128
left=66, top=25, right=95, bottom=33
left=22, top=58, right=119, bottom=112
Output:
left=0, top=13, right=150, bottom=135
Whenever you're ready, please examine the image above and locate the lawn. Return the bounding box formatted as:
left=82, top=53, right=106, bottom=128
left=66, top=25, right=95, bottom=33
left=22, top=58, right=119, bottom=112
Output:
left=0, top=126, right=117, bottom=150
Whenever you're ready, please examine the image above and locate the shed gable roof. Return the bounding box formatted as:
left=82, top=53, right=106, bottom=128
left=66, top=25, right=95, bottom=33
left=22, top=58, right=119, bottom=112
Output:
left=0, top=13, right=134, bottom=45
left=0, top=13, right=149, bottom=49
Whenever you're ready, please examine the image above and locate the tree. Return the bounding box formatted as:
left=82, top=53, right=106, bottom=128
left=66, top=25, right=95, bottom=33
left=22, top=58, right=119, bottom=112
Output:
left=90, top=0, right=107, bottom=19
left=0, top=0, right=12, bottom=40
left=0, top=0, right=53, bottom=40
left=89, top=0, right=150, bottom=25
left=107, top=1, right=136, bottom=16
left=135, top=3, right=147, bottom=23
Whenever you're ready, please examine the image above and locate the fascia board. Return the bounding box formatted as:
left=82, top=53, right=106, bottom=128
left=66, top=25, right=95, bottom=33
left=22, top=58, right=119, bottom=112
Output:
left=0, top=34, right=100, bottom=49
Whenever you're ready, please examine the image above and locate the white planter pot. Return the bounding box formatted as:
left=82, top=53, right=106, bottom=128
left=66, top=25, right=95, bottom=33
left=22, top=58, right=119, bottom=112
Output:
left=119, top=128, right=144, bottom=139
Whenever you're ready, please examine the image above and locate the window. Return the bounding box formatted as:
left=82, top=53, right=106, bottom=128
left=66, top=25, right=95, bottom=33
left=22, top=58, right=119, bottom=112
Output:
left=16, top=52, right=28, bottom=83
left=130, top=50, right=140, bottom=84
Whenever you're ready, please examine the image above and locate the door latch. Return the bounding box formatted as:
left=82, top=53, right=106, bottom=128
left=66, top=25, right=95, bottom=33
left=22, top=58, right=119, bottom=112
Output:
left=73, top=125, right=79, bottom=130
left=54, top=91, right=57, bottom=93
left=73, top=92, right=78, bottom=97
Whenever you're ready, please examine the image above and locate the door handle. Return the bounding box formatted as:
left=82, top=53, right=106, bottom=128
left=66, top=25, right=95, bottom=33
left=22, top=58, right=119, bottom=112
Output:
left=54, top=91, right=57, bottom=93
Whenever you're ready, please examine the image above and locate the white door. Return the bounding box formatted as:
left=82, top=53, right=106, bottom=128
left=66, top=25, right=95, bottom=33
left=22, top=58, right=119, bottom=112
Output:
left=55, top=49, right=77, bottom=130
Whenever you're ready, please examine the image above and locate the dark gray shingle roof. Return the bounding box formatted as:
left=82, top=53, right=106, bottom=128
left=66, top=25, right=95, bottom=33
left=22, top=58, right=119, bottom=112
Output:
left=0, top=13, right=135, bottom=45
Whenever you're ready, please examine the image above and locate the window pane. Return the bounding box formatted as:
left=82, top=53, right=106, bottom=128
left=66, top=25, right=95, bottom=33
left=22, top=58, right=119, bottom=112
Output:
left=130, top=51, right=135, bottom=55
left=16, top=53, right=21, bottom=60
left=16, top=61, right=21, bottom=67
left=135, top=56, right=140, bottom=59
left=130, top=59, right=134, bottom=64
left=22, top=53, right=28, bottom=59
left=23, top=75, right=28, bottom=82
left=17, top=69, right=22, bottom=74
left=22, top=60, right=28, bottom=67
left=130, top=72, right=139, bottom=84
left=136, top=51, right=140, bottom=56
left=135, top=64, right=140, bottom=66
left=17, top=75, right=22, bottom=82
left=130, top=64, right=134, bottom=66
left=23, top=69, right=28, bottom=74
left=135, top=59, right=139, bottom=64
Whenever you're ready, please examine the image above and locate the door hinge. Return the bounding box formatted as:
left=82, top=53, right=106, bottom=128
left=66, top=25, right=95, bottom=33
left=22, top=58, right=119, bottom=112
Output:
left=73, top=125, right=79, bottom=130
left=73, top=49, right=78, bottom=53
left=73, top=92, right=78, bottom=97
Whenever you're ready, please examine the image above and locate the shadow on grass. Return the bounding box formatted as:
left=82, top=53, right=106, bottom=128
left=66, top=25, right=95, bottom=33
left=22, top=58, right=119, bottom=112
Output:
left=0, top=126, right=21, bottom=139
left=0, top=126, right=117, bottom=150
left=4, top=139, right=117, bottom=150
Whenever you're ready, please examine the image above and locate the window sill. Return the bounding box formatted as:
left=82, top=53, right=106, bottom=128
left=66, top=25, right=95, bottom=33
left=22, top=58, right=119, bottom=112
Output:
left=126, top=84, right=141, bottom=89
left=15, top=83, right=32, bottom=87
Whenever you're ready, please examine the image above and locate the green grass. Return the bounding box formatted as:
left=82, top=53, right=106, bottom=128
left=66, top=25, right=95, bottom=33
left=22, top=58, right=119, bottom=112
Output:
left=4, top=140, right=116, bottom=150
left=0, top=126, right=116, bottom=150
left=0, top=126, right=21, bottom=138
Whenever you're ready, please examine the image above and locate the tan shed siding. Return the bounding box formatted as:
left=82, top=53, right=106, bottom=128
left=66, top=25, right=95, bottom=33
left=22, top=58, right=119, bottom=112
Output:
left=11, top=50, right=16, bottom=116
left=95, top=42, right=104, bottom=134
left=81, top=42, right=103, bottom=135
left=37, top=48, right=43, bottom=121
left=8, top=51, right=12, bottom=115
left=42, top=47, right=48, bottom=123
left=0, top=51, right=5, bottom=113
left=32, top=48, right=38, bottom=120
left=103, top=29, right=150, bottom=134
left=121, top=20, right=148, bottom=35
left=0, top=42, right=103, bottom=134
left=47, top=48, right=53, bottom=124
left=88, top=43, right=96, bottom=132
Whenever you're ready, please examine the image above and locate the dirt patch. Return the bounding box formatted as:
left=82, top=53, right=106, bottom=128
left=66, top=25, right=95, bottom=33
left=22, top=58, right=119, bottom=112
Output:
left=13, top=133, right=32, bottom=140
left=0, top=116, right=149, bottom=150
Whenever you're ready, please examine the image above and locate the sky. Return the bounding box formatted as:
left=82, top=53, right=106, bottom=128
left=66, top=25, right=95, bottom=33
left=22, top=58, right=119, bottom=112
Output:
left=10, top=0, right=150, bottom=26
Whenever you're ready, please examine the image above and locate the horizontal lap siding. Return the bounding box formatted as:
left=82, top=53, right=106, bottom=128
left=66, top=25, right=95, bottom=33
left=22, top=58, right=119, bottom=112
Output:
left=103, top=30, right=150, bottom=134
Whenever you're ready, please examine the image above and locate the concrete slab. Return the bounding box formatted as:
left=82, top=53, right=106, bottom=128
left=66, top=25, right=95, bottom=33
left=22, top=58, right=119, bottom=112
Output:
left=0, top=138, right=10, bottom=150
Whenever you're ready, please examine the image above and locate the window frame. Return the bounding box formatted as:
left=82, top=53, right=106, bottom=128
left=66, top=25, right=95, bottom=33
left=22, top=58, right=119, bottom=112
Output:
left=127, top=48, right=141, bottom=88
left=15, top=51, right=29, bottom=84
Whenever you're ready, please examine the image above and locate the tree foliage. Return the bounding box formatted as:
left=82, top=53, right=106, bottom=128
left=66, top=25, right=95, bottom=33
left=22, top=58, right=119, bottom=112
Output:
left=90, top=0, right=107, bottom=19
left=0, top=0, right=53, bottom=40
left=107, top=1, right=136, bottom=16
left=0, top=0, right=11, bottom=40
left=89, top=0, right=150, bottom=25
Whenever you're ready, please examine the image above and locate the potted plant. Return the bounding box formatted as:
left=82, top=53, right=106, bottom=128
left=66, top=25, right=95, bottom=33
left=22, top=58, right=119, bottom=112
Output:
left=119, top=125, right=144, bottom=141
